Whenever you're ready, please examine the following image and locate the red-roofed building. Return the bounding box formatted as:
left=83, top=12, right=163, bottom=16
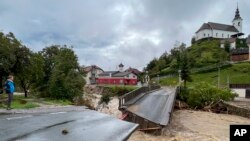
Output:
left=83, top=65, right=104, bottom=85
left=96, top=63, right=138, bottom=85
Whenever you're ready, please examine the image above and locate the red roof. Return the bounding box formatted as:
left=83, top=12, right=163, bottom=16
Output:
left=83, top=65, right=103, bottom=72
left=125, top=67, right=142, bottom=75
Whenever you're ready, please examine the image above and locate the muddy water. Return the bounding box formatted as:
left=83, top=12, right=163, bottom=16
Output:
left=129, top=110, right=250, bottom=141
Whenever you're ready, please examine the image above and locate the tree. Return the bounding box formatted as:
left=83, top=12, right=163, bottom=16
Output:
left=38, top=45, right=60, bottom=96
left=15, top=51, right=45, bottom=97
left=0, top=32, right=22, bottom=89
left=180, top=50, right=192, bottom=88
left=48, top=46, right=85, bottom=100
left=14, top=46, right=32, bottom=97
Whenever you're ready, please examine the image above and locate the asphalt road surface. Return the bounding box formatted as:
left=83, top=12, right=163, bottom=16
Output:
left=127, top=87, right=176, bottom=125
left=0, top=110, right=138, bottom=141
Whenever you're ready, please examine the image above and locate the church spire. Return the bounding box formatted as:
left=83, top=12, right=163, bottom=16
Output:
left=234, top=3, right=242, bottom=20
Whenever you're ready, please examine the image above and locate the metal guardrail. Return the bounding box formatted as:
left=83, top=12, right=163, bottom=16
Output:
left=119, top=85, right=161, bottom=109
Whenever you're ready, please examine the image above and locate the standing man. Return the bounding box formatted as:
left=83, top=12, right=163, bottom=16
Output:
left=4, top=75, right=15, bottom=110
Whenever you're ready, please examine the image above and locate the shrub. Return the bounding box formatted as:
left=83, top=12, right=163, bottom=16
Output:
left=187, top=82, right=236, bottom=108
left=177, top=87, right=189, bottom=102
left=101, top=94, right=111, bottom=104
left=103, top=86, right=136, bottom=97
left=49, top=70, right=85, bottom=100
left=232, top=63, right=250, bottom=73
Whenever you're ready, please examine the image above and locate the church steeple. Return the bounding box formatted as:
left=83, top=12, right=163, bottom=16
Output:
left=232, top=3, right=243, bottom=33
left=233, top=3, right=242, bottom=20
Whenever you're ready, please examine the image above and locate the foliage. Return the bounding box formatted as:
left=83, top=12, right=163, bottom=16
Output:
left=11, top=101, right=40, bottom=109
left=103, top=86, right=136, bottom=97
left=179, top=45, right=192, bottom=87
left=0, top=32, right=23, bottom=87
left=0, top=95, right=40, bottom=109
left=236, top=38, right=247, bottom=48
left=187, top=82, right=236, bottom=108
left=15, top=49, right=45, bottom=97
left=224, top=41, right=230, bottom=53
left=177, top=87, right=189, bottom=102
left=232, top=62, right=250, bottom=73
left=101, top=94, right=111, bottom=104
left=44, top=98, right=72, bottom=105
left=159, top=76, right=178, bottom=86
left=188, top=40, right=228, bottom=68
left=145, top=39, right=229, bottom=79
left=160, top=62, right=250, bottom=87
left=48, top=47, right=85, bottom=100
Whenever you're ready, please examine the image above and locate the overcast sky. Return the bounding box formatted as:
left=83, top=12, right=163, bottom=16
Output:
left=1, top=0, right=250, bottom=71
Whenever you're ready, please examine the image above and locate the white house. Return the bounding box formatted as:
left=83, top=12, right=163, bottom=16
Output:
left=196, top=6, right=243, bottom=41
left=83, top=65, right=104, bottom=85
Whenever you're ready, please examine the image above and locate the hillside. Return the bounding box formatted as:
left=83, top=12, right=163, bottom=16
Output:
left=146, top=40, right=229, bottom=78
left=160, top=61, right=250, bottom=87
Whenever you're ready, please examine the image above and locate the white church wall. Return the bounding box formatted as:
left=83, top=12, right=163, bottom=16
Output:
left=212, top=29, right=238, bottom=39
left=196, top=29, right=212, bottom=40
left=196, top=29, right=238, bottom=41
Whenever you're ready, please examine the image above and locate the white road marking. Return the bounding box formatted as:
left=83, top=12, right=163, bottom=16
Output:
left=7, top=115, right=33, bottom=120
left=49, top=112, right=67, bottom=115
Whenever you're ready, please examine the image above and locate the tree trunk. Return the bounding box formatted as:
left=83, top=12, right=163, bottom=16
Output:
left=184, top=80, right=187, bottom=88
left=24, top=90, right=28, bottom=98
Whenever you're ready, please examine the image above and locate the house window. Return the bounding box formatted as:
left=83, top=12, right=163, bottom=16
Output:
left=238, top=22, right=240, bottom=26
left=208, top=34, right=209, bottom=37
left=222, top=34, right=224, bottom=37
left=204, top=33, right=206, bottom=37
left=216, top=33, right=218, bottom=37
left=228, top=34, right=229, bottom=38
left=120, top=80, right=123, bottom=84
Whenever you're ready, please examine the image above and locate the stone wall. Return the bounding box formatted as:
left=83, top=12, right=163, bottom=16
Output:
left=223, top=101, right=250, bottom=118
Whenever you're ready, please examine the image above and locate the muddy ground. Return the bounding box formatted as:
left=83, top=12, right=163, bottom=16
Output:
left=129, top=110, right=250, bottom=141
left=84, top=92, right=250, bottom=141
left=103, top=98, right=250, bottom=141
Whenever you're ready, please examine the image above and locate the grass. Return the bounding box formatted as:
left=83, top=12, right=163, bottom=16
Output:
left=11, top=101, right=40, bottom=109
left=0, top=95, right=40, bottom=109
left=159, top=77, right=178, bottom=86
left=160, top=62, right=250, bottom=87
left=44, top=98, right=73, bottom=105
left=0, top=94, right=73, bottom=109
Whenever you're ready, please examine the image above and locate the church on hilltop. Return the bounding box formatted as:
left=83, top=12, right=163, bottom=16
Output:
left=195, top=5, right=244, bottom=41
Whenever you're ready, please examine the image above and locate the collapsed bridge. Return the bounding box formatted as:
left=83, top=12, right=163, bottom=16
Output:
left=119, top=86, right=178, bottom=135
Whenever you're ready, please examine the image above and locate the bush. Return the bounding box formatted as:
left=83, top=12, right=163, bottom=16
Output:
left=187, top=82, right=236, bottom=108
left=49, top=70, right=85, bottom=100
left=101, top=94, right=111, bottom=104
left=103, top=86, right=136, bottom=97
left=232, top=62, right=250, bottom=73
left=177, top=87, right=189, bottom=102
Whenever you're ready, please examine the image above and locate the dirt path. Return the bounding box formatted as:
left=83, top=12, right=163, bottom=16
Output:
left=129, top=110, right=250, bottom=141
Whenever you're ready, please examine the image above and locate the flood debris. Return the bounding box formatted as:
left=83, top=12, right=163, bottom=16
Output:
left=62, top=129, right=69, bottom=135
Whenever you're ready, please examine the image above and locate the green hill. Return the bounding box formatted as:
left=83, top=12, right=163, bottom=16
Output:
left=160, top=61, right=250, bottom=87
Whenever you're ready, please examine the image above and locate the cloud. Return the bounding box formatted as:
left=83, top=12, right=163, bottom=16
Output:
left=0, top=0, right=249, bottom=71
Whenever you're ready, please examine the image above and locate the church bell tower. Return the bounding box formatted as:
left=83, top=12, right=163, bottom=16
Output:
left=232, top=4, right=243, bottom=33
